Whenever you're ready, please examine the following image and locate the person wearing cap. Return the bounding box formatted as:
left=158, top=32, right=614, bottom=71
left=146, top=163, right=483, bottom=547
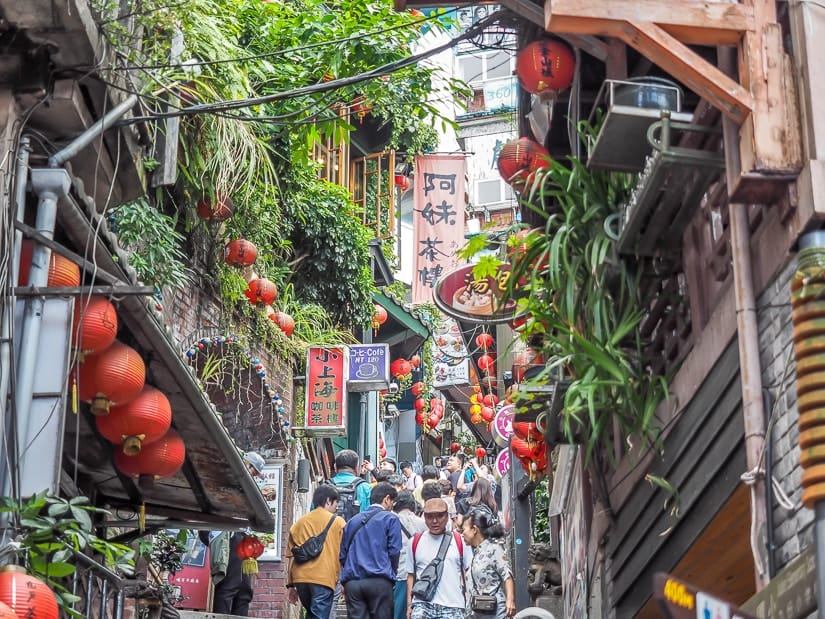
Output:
left=406, top=498, right=471, bottom=619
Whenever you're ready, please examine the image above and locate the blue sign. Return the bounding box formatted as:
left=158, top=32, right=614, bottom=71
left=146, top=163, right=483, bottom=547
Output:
left=347, top=344, right=390, bottom=392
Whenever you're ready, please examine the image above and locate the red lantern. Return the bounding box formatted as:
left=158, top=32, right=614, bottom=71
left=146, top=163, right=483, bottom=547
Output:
left=270, top=311, right=295, bottom=336
left=245, top=278, right=278, bottom=306
left=475, top=446, right=487, bottom=459
left=237, top=534, right=265, bottom=575
left=96, top=386, right=172, bottom=455
left=450, top=442, right=461, bottom=454
left=114, top=429, right=185, bottom=480
left=390, top=358, right=412, bottom=378
left=372, top=304, right=388, bottom=331
left=0, top=566, right=58, bottom=619
left=197, top=194, right=234, bottom=221
left=411, top=382, right=425, bottom=397
left=224, top=239, right=258, bottom=267
left=415, top=411, right=425, bottom=425
left=429, top=398, right=443, bottom=411
left=0, top=601, right=17, bottom=619
left=17, top=240, right=81, bottom=288
left=512, top=421, right=542, bottom=442
left=516, top=38, right=575, bottom=95
left=73, top=296, right=118, bottom=356
left=409, top=354, right=421, bottom=369
left=482, top=394, right=499, bottom=407
left=414, top=398, right=426, bottom=412
left=497, top=138, right=551, bottom=189
left=394, top=174, right=410, bottom=192
left=77, top=341, right=146, bottom=415
left=430, top=408, right=443, bottom=424
left=477, top=354, right=495, bottom=373
left=511, top=437, right=545, bottom=460
left=475, top=333, right=494, bottom=349
left=481, top=406, right=495, bottom=423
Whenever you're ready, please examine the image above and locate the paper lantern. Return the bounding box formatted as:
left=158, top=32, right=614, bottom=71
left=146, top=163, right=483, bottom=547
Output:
left=224, top=239, right=258, bottom=267
left=512, top=421, right=542, bottom=442
left=450, top=442, right=461, bottom=453
left=0, top=600, right=17, bottom=619
left=476, top=446, right=487, bottom=459
left=498, top=138, right=551, bottom=189
left=516, top=38, right=575, bottom=95
left=372, top=304, right=388, bottom=331
left=0, top=566, right=57, bottom=619
left=394, top=174, right=410, bottom=192
left=482, top=394, right=499, bottom=407
left=237, top=535, right=265, bottom=575
left=270, top=311, right=295, bottom=337
left=96, top=386, right=172, bottom=455
left=245, top=278, right=278, bottom=306
left=390, top=358, right=412, bottom=378
left=481, top=406, right=495, bottom=423
left=18, top=240, right=81, bottom=288
left=477, top=354, right=495, bottom=373
left=73, top=296, right=118, bottom=356
left=197, top=194, right=234, bottom=221
left=411, top=382, right=425, bottom=397
left=475, top=333, right=494, bottom=349
left=77, top=341, right=146, bottom=415
left=114, top=429, right=185, bottom=480
left=414, top=398, right=426, bottom=412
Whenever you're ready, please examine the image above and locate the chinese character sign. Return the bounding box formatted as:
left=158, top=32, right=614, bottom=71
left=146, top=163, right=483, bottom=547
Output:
left=412, top=154, right=467, bottom=304
left=304, top=347, right=348, bottom=435
left=348, top=344, right=390, bottom=392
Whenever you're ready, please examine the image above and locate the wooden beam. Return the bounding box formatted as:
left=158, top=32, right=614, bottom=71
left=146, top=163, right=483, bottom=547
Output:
left=546, top=0, right=753, bottom=45
left=619, top=21, right=753, bottom=124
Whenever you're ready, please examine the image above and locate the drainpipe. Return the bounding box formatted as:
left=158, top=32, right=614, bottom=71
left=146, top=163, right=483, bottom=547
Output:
left=10, top=94, right=137, bottom=496
left=720, top=49, right=769, bottom=590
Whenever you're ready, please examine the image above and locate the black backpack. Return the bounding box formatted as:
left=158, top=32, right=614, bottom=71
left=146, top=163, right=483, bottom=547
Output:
left=325, top=477, right=366, bottom=521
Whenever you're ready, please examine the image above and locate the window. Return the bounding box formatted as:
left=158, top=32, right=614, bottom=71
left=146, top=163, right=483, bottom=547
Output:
left=475, top=178, right=513, bottom=206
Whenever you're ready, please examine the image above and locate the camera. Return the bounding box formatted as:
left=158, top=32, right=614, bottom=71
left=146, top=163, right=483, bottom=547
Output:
left=388, top=382, right=399, bottom=395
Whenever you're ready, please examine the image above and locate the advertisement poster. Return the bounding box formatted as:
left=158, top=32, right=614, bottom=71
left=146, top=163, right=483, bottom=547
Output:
left=432, top=317, right=471, bottom=387
left=170, top=531, right=211, bottom=610
left=258, top=463, right=284, bottom=561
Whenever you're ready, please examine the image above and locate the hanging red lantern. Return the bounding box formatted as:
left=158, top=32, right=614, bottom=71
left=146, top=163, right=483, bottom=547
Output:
left=512, top=421, right=542, bottom=442
left=409, top=354, right=421, bottom=369
left=414, top=398, right=426, bottom=412
left=77, top=341, right=146, bottom=415
left=72, top=296, right=118, bottom=356
left=0, top=566, right=58, bottom=619
left=429, top=397, right=443, bottom=411
left=114, top=429, right=185, bottom=480
left=270, top=311, right=295, bottom=337
left=511, top=436, right=545, bottom=461
left=430, top=407, right=443, bottom=424
left=481, top=394, right=499, bottom=407
left=516, top=38, right=575, bottom=95
left=394, top=174, right=411, bottom=192
left=450, top=441, right=461, bottom=454
left=415, top=411, right=425, bottom=425
left=481, top=406, right=495, bottom=423
left=477, top=354, right=495, bottom=373
left=498, top=138, right=551, bottom=189
left=390, top=358, right=412, bottom=378
left=475, top=446, right=487, bottom=459
left=197, top=194, right=234, bottom=221
left=0, top=600, right=17, bottom=619
left=96, top=386, right=173, bottom=455
left=245, top=278, right=278, bottom=307
left=224, top=239, right=258, bottom=267
left=236, top=534, right=265, bottom=574
left=475, top=333, right=494, bottom=349
left=372, top=304, right=388, bottom=331
left=411, top=382, right=425, bottom=397
left=18, top=240, right=81, bottom=288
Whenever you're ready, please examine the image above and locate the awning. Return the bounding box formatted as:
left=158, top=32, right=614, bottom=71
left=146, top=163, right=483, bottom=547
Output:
left=55, top=171, right=274, bottom=533
left=372, top=291, right=432, bottom=358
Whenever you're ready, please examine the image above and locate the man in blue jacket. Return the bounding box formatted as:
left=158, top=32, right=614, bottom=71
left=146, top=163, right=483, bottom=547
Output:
left=340, top=482, right=402, bottom=619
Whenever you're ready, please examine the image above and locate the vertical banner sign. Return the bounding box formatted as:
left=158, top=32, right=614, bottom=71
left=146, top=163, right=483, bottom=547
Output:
left=412, top=154, right=467, bottom=304
left=304, top=347, right=348, bottom=436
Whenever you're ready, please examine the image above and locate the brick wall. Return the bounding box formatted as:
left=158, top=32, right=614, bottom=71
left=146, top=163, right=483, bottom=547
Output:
left=164, top=283, right=297, bottom=617
left=756, top=258, right=813, bottom=571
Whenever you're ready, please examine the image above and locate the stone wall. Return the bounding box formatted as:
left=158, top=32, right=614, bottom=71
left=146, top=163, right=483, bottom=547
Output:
left=756, top=258, right=813, bottom=571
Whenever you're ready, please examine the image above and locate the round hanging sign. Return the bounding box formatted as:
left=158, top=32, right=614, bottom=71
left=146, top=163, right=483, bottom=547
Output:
left=492, top=404, right=515, bottom=448
left=494, top=449, right=511, bottom=480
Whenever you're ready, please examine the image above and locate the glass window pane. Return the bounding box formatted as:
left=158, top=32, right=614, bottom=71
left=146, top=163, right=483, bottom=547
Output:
left=486, top=52, right=512, bottom=80
left=458, top=55, right=484, bottom=84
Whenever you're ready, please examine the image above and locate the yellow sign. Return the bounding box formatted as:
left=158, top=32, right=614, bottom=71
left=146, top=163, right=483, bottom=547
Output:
left=663, top=579, right=694, bottom=610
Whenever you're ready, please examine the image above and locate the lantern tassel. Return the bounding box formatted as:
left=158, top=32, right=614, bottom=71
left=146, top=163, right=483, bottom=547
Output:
left=71, top=382, right=78, bottom=415
left=138, top=504, right=146, bottom=533
left=242, top=558, right=259, bottom=575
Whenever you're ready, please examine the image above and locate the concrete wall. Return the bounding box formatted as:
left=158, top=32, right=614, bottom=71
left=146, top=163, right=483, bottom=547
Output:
left=757, top=258, right=814, bottom=571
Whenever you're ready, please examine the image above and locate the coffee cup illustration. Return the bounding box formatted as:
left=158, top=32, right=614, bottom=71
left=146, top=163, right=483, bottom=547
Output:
left=356, top=364, right=378, bottom=378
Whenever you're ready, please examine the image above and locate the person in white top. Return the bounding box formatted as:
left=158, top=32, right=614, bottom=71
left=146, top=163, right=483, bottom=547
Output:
left=406, top=498, right=472, bottom=619
left=400, top=461, right=423, bottom=490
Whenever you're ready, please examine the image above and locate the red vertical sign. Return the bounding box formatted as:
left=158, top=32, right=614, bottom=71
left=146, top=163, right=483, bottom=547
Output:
left=412, top=154, right=467, bottom=304
left=304, top=346, right=348, bottom=436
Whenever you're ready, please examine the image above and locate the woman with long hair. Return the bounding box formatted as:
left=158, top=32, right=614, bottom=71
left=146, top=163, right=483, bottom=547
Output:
left=460, top=505, right=515, bottom=619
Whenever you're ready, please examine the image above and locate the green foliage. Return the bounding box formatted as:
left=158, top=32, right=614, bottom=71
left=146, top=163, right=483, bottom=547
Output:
left=145, top=530, right=188, bottom=575
left=532, top=477, right=551, bottom=544
left=111, top=198, right=190, bottom=289
left=0, top=492, right=135, bottom=616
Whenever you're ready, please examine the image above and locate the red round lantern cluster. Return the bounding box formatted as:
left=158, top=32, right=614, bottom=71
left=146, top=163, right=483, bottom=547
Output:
left=270, top=311, right=295, bottom=337
left=224, top=239, right=258, bottom=268
left=0, top=565, right=58, bottom=619
left=73, top=296, right=118, bottom=357
left=516, top=38, right=576, bottom=95
left=114, top=428, right=186, bottom=480
left=498, top=138, right=551, bottom=189
left=237, top=534, right=266, bottom=574
left=245, top=278, right=278, bottom=307
left=96, top=386, right=172, bottom=455
left=77, top=341, right=146, bottom=415
left=197, top=194, right=234, bottom=221
left=390, top=358, right=412, bottom=379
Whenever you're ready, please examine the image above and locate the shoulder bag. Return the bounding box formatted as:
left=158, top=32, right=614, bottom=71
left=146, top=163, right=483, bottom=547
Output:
left=291, top=513, right=337, bottom=564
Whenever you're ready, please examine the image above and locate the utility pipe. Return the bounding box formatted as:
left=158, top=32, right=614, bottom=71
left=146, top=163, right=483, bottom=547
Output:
left=720, top=46, right=769, bottom=591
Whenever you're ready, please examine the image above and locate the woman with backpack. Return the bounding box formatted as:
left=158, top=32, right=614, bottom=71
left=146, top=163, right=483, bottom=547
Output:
left=460, top=505, right=516, bottom=619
